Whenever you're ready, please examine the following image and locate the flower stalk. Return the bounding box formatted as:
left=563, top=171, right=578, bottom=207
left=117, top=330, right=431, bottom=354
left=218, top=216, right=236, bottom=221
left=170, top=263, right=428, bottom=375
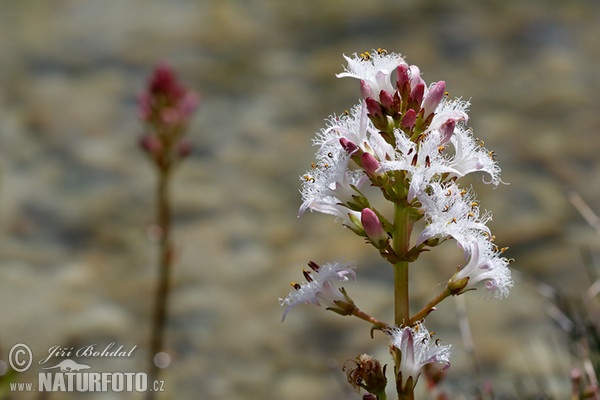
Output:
left=137, top=62, right=199, bottom=399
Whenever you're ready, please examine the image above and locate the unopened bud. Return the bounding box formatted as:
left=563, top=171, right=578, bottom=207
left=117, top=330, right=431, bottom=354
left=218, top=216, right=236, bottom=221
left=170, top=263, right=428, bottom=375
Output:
left=422, top=81, right=446, bottom=118
left=139, top=134, right=162, bottom=156
left=379, top=90, right=397, bottom=114
left=340, top=137, right=358, bottom=155
left=409, top=82, right=425, bottom=110
left=439, top=118, right=456, bottom=144
left=365, top=98, right=388, bottom=131
left=361, top=152, right=380, bottom=177
left=401, top=109, right=417, bottom=130
left=360, top=79, right=374, bottom=99
left=395, top=64, right=410, bottom=98
left=361, top=208, right=388, bottom=248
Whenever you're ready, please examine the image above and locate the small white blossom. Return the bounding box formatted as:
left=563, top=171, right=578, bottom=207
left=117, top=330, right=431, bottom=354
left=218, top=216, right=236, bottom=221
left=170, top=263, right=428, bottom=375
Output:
left=299, top=104, right=391, bottom=223
left=380, top=128, right=453, bottom=202
left=279, top=262, right=356, bottom=321
left=416, top=181, right=491, bottom=247
left=447, top=127, right=501, bottom=185
left=453, top=239, right=513, bottom=299
left=336, top=51, right=406, bottom=97
left=386, top=323, right=451, bottom=387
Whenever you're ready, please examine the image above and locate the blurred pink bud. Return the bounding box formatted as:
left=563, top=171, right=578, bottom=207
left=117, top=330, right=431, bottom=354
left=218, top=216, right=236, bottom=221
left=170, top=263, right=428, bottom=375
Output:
left=180, top=92, right=200, bottom=118
left=139, top=134, right=162, bottom=155
left=139, top=61, right=200, bottom=127
left=149, top=62, right=184, bottom=99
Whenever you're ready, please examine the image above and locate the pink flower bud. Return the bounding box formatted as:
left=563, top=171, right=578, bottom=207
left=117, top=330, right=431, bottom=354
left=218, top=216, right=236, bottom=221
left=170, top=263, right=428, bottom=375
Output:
left=179, top=92, right=200, bottom=118
left=365, top=97, right=384, bottom=119
left=401, top=109, right=417, bottom=130
left=139, top=134, right=162, bottom=156
left=360, top=79, right=374, bottom=99
left=422, top=81, right=445, bottom=117
left=361, top=152, right=380, bottom=177
left=379, top=90, right=394, bottom=110
left=395, top=64, right=410, bottom=95
left=339, top=137, right=358, bottom=155
left=366, top=98, right=388, bottom=130
left=149, top=62, right=182, bottom=98
left=439, top=118, right=456, bottom=144
left=361, top=208, right=388, bottom=248
left=409, top=82, right=425, bottom=108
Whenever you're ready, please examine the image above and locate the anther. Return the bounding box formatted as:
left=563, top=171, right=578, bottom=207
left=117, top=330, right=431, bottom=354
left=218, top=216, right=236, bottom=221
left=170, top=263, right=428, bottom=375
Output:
left=411, top=153, right=418, bottom=166
left=302, top=269, right=313, bottom=282
left=307, top=261, right=320, bottom=271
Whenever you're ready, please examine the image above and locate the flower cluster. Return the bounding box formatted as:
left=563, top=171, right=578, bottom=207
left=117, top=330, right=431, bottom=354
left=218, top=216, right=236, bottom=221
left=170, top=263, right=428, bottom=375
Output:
left=138, top=62, right=200, bottom=169
left=281, top=50, right=513, bottom=397
left=298, top=50, right=511, bottom=298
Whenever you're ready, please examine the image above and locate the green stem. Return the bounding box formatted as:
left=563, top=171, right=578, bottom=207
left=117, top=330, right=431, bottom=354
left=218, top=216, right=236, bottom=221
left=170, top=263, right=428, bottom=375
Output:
left=392, top=203, right=413, bottom=400
left=408, top=287, right=451, bottom=326
left=350, top=306, right=389, bottom=330
left=147, top=167, right=172, bottom=400
left=392, top=205, right=412, bottom=327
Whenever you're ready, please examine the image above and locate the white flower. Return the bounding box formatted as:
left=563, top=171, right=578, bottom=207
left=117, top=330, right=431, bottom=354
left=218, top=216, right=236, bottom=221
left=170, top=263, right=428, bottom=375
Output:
left=336, top=51, right=406, bottom=98
left=279, top=262, right=356, bottom=321
left=299, top=103, right=391, bottom=223
left=380, top=128, right=452, bottom=202
left=386, top=323, right=451, bottom=387
left=447, top=127, right=501, bottom=185
left=416, top=181, right=492, bottom=247
left=452, top=239, right=513, bottom=299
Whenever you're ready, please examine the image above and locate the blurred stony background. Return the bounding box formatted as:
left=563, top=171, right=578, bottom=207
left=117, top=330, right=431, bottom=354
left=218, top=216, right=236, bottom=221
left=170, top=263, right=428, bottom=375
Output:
left=0, top=0, right=599, bottom=398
